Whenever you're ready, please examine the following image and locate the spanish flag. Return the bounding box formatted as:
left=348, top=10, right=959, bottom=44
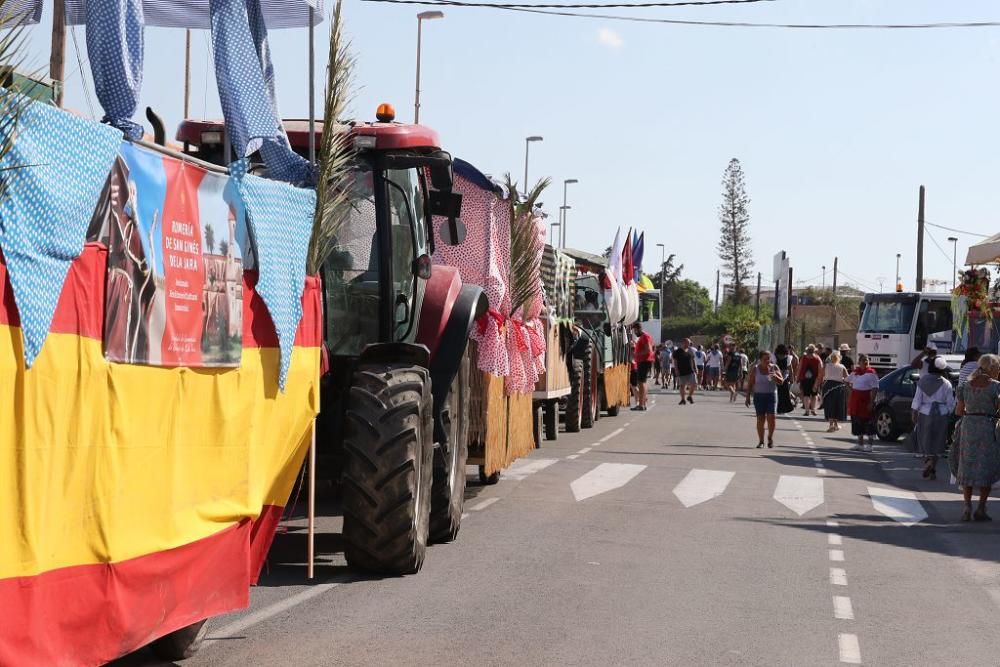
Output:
left=0, top=244, right=321, bottom=666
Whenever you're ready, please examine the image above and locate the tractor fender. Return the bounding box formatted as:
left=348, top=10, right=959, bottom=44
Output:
left=426, top=284, right=488, bottom=442
left=359, top=342, right=430, bottom=369
left=416, top=265, right=463, bottom=361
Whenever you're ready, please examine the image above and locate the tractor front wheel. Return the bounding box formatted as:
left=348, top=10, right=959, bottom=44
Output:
left=342, top=363, right=433, bottom=575
left=565, top=358, right=585, bottom=433
left=149, top=620, right=208, bottom=661
left=430, top=351, right=470, bottom=543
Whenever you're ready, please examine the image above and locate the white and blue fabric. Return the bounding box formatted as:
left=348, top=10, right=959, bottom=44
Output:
left=61, top=0, right=322, bottom=29
left=210, top=0, right=314, bottom=186
left=229, top=159, right=314, bottom=390
left=1, top=0, right=41, bottom=23
left=0, top=96, right=121, bottom=366
left=85, top=0, right=145, bottom=141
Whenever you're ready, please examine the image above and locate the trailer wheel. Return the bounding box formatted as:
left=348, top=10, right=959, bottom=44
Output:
left=430, top=352, right=470, bottom=543
left=478, top=465, right=500, bottom=485
left=543, top=400, right=558, bottom=440
left=342, top=363, right=433, bottom=575
left=149, top=620, right=208, bottom=661
left=565, top=357, right=584, bottom=433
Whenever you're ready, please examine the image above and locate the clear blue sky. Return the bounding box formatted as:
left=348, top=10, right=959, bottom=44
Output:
left=26, top=0, right=1000, bottom=296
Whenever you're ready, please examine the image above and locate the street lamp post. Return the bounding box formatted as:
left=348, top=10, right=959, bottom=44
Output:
left=523, top=135, right=543, bottom=197
left=822, top=265, right=826, bottom=290
left=948, top=236, right=959, bottom=289
left=559, top=205, right=571, bottom=247
left=414, top=11, right=444, bottom=124
left=561, top=178, right=578, bottom=248
left=896, top=253, right=902, bottom=292
left=656, top=243, right=666, bottom=339
left=550, top=221, right=561, bottom=245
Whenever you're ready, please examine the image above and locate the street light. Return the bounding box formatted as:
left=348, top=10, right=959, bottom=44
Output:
left=656, top=242, right=666, bottom=338
left=550, top=221, right=560, bottom=245
left=896, top=253, right=902, bottom=292
left=523, top=135, right=543, bottom=197
left=561, top=178, right=578, bottom=248
left=414, top=11, right=444, bottom=124
left=948, top=236, right=959, bottom=289
left=822, top=265, right=826, bottom=290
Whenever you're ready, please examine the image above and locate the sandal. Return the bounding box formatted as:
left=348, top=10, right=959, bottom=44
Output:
left=756, top=442, right=764, bottom=449
left=961, top=507, right=972, bottom=522
left=767, top=437, right=774, bottom=448
left=974, top=508, right=992, bottom=522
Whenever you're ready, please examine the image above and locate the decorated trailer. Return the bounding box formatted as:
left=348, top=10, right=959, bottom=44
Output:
left=532, top=244, right=575, bottom=444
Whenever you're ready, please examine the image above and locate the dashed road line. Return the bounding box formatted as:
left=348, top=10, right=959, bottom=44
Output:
left=470, top=497, right=500, bottom=511
left=838, top=633, right=862, bottom=664
left=577, top=447, right=592, bottom=454
left=833, top=596, right=855, bottom=620
left=566, top=454, right=580, bottom=460
left=830, top=568, right=848, bottom=585
left=829, top=549, right=845, bottom=562
left=599, top=427, right=625, bottom=443
left=828, top=534, right=842, bottom=546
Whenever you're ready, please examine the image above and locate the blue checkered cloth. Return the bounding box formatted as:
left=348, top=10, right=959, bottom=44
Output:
left=0, top=96, right=122, bottom=366
left=230, top=159, right=314, bottom=390
left=210, top=0, right=315, bottom=186
left=85, top=0, right=145, bottom=141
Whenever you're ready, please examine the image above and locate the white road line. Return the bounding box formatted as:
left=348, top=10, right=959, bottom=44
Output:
left=624, top=422, right=631, bottom=427
left=566, top=454, right=580, bottom=460
left=672, top=469, right=736, bottom=508
left=570, top=462, right=646, bottom=501
left=502, top=457, right=559, bottom=481
left=830, top=549, right=845, bottom=562
left=867, top=486, right=928, bottom=526
left=830, top=568, right=848, bottom=586
left=814, top=463, right=825, bottom=469
left=838, top=633, right=862, bottom=664
left=812, top=455, right=822, bottom=462
left=204, top=583, right=340, bottom=647
left=828, top=534, right=842, bottom=546
left=773, top=475, right=825, bottom=516
left=470, top=497, right=500, bottom=511
left=817, top=468, right=828, bottom=475
left=577, top=447, right=592, bottom=454
left=590, top=442, right=601, bottom=447
left=827, top=520, right=839, bottom=527
left=599, top=427, right=625, bottom=443
left=833, top=596, right=855, bottom=620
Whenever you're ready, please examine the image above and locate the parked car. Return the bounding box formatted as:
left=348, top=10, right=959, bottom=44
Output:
left=872, top=366, right=959, bottom=442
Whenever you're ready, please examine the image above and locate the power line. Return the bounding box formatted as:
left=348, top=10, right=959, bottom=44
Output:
left=363, top=0, right=1000, bottom=29
left=924, top=221, right=991, bottom=238
left=924, top=227, right=955, bottom=266
left=364, top=0, right=776, bottom=7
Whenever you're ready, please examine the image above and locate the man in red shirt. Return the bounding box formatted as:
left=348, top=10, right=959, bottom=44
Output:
left=632, top=323, right=655, bottom=411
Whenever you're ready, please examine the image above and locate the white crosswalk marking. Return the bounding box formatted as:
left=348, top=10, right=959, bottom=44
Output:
left=867, top=487, right=928, bottom=526
left=502, top=458, right=558, bottom=481
left=570, top=463, right=646, bottom=501
left=672, top=469, right=736, bottom=508
left=773, top=475, right=825, bottom=516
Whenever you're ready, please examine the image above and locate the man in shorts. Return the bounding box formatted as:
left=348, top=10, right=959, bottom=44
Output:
left=694, top=345, right=706, bottom=389
left=660, top=343, right=674, bottom=391
left=632, top=323, right=655, bottom=410
left=673, top=338, right=698, bottom=405
left=705, top=344, right=723, bottom=390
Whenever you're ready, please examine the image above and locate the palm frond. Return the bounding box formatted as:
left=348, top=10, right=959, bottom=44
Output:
left=0, top=2, right=40, bottom=202
left=506, top=175, right=549, bottom=317
left=307, top=0, right=356, bottom=276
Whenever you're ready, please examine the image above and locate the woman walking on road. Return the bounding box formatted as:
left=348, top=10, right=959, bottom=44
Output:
left=847, top=354, right=879, bottom=452
left=820, top=351, right=849, bottom=432
left=774, top=344, right=796, bottom=414
left=723, top=347, right=742, bottom=403
left=911, top=356, right=955, bottom=481
left=953, top=353, right=1000, bottom=522
left=746, top=350, right=784, bottom=449
left=798, top=345, right=822, bottom=417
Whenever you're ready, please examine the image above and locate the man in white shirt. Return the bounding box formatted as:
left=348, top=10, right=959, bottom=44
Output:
left=706, top=344, right=724, bottom=390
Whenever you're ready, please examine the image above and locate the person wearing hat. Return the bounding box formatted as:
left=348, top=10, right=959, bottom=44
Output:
left=839, top=343, right=854, bottom=373
left=911, top=355, right=956, bottom=480
left=911, top=342, right=938, bottom=376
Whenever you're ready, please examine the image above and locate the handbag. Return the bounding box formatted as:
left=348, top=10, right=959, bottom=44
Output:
left=790, top=382, right=802, bottom=397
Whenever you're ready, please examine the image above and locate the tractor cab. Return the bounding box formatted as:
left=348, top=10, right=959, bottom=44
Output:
left=176, top=106, right=463, bottom=359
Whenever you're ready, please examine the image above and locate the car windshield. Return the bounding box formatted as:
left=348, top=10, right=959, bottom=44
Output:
left=860, top=300, right=916, bottom=334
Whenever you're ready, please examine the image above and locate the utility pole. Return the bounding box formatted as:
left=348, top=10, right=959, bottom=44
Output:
left=755, top=272, right=761, bottom=317
left=787, top=266, right=794, bottom=323
left=830, top=257, right=839, bottom=347
left=715, top=270, right=720, bottom=314
left=50, top=0, right=66, bottom=107
left=916, top=185, right=925, bottom=292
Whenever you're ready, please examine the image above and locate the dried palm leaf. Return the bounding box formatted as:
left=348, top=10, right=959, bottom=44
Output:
left=307, top=0, right=356, bottom=275
left=506, top=175, right=548, bottom=317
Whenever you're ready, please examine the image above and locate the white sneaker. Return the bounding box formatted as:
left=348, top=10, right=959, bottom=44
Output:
left=850, top=443, right=863, bottom=451
left=863, top=444, right=873, bottom=453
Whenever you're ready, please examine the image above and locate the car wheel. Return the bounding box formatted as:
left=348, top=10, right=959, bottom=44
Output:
left=875, top=407, right=899, bottom=442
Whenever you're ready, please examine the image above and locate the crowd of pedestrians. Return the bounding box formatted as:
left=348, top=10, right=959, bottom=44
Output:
left=632, top=331, right=1000, bottom=521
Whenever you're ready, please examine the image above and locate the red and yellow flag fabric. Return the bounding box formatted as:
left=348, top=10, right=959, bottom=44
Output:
left=0, top=243, right=321, bottom=666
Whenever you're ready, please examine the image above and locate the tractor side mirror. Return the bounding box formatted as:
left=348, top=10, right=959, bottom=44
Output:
left=428, top=153, right=454, bottom=191
left=428, top=190, right=465, bottom=246
left=438, top=218, right=466, bottom=246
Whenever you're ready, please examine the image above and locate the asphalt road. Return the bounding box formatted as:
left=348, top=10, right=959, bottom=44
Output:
left=115, top=384, right=1000, bottom=667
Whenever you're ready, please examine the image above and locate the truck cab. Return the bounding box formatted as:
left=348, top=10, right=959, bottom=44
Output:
left=857, top=292, right=955, bottom=375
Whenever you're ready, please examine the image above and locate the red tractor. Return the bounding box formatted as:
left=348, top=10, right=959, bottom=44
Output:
left=175, top=107, right=486, bottom=574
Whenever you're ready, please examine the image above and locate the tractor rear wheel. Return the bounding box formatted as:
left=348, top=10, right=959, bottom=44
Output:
left=342, top=363, right=433, bottom=575
left=582, top=345, right=600, bottom=428
left=149, top=620, right=208, bottom=661
left=565, top=358, right=584, bottom=433
left=543, top=400, right=558, bottom=440
left=430, top=351, right=470, bottom=543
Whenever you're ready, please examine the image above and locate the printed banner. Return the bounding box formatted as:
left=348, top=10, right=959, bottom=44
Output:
left=103, top=142, right=247, bottom=366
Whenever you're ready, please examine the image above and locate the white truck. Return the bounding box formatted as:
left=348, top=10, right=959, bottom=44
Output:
left=857, top=292, right=959, bottom=375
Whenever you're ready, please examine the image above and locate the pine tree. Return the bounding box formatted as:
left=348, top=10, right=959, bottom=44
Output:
left=717, top=158, right=754, bottom=304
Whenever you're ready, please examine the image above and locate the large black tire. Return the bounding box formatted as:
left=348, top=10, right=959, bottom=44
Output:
left=479, top=465, right=500, bottom=485
left=430, top=352, right=469, bottom=543
left=543, top=400, right=558, bottom=440
left=342, top=363, right=433, bottom=575
left=149, top=620, right=208, bottom=661
left=583, top=346, right=600, bottom=427
left=565, top=358, right=584, bottom=433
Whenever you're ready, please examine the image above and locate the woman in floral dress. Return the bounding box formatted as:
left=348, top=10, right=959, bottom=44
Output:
left=954, top=353, right=1000, bottom=522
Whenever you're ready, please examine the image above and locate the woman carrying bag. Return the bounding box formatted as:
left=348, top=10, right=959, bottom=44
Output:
left=847, top=354, right=879, bottom=452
